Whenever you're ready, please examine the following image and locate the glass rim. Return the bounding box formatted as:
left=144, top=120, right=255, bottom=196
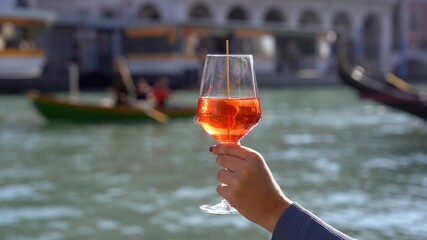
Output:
left=206, top=54, right=253, bottom=58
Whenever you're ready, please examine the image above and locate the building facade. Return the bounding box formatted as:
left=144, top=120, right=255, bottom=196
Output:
left=5, top=0, right=427, bottom=91
left=28, top=0, right=398, bottom=73
left=395, top=0, right=427, bottom=80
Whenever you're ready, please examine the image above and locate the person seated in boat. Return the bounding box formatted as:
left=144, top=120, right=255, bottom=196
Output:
left=112, top=57, right=132, bottom=107
left=152, top=77, right=171, bottom=108
left=136, top=78, right=152, bottom=101
left=134, top=77, right=157, bottom=108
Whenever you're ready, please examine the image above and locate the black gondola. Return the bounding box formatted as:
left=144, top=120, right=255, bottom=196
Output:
left=338, top=57, right=427, bottom=121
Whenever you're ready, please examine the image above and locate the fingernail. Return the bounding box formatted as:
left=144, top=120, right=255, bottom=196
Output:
left=209, top=146, right=214, bottom=152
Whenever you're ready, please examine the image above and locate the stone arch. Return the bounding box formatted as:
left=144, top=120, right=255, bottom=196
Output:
left=227, top=6, right=248, bottom=21
left=332, top=11, right=351, bottom=36
left=138, top=3, right=161, bottom=20
left=264, top=8, right=285, bottom=23
left=188, top=3, right=212, bottom=20
left=332, top=11, right=352, bottom=59
left=299, top=9, right=321, bottom=27
left=363, top=14, right=381, bottom=60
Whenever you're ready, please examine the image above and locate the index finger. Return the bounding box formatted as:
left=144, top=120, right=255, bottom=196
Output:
left=211, top=144, right=260, bottom=160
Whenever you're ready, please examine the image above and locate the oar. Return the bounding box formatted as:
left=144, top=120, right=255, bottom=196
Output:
left=116, top=57, right=169, bottom=123
left=385, top=73, right=412, bottom=93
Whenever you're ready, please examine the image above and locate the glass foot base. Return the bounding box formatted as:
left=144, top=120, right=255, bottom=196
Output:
left=200, top=199, right=239, bottom=214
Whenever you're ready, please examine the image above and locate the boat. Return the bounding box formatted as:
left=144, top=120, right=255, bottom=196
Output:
left=0, top=9, right=52, bottom=78
left=338, top=57, right=427, bottom=121
left=28, top=90, right=196, bottom=123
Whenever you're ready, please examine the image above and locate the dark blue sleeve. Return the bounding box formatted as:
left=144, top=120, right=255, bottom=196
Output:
left=272, top=203, right=356, bottom=240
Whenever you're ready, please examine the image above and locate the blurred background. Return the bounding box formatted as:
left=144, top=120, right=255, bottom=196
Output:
left=1, top=0, right=427, bottom=239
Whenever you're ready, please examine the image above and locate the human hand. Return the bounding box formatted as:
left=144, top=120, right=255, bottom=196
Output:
left=210, top=144, right=292, bottom=232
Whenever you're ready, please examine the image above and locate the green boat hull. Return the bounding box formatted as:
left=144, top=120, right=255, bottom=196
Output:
left=28, top=91, right=196, bottom=123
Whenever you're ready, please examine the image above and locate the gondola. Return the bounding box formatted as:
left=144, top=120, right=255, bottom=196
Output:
left=338, top=57, right=427, bottom=121
left=28, top=90, right=196, bottom=123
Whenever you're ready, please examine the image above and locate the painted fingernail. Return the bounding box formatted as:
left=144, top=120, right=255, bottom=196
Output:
left=209, top=146, right=214, bottom=152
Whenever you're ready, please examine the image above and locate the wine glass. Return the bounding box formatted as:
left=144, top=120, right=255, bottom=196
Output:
left=196, top=54, right=262, bottom=214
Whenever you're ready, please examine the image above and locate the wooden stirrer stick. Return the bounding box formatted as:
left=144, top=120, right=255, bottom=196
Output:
left=226, top=40, right=230, bottom=98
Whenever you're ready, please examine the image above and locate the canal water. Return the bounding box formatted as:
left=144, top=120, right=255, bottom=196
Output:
left=0, top=87, right=426, bottom=240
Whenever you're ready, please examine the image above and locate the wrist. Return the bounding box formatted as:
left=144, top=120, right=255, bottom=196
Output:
left=262, top=196, right=293, bottom=233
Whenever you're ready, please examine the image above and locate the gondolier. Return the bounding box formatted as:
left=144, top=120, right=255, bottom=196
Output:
left=112, top=57, right=133, bottom=107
